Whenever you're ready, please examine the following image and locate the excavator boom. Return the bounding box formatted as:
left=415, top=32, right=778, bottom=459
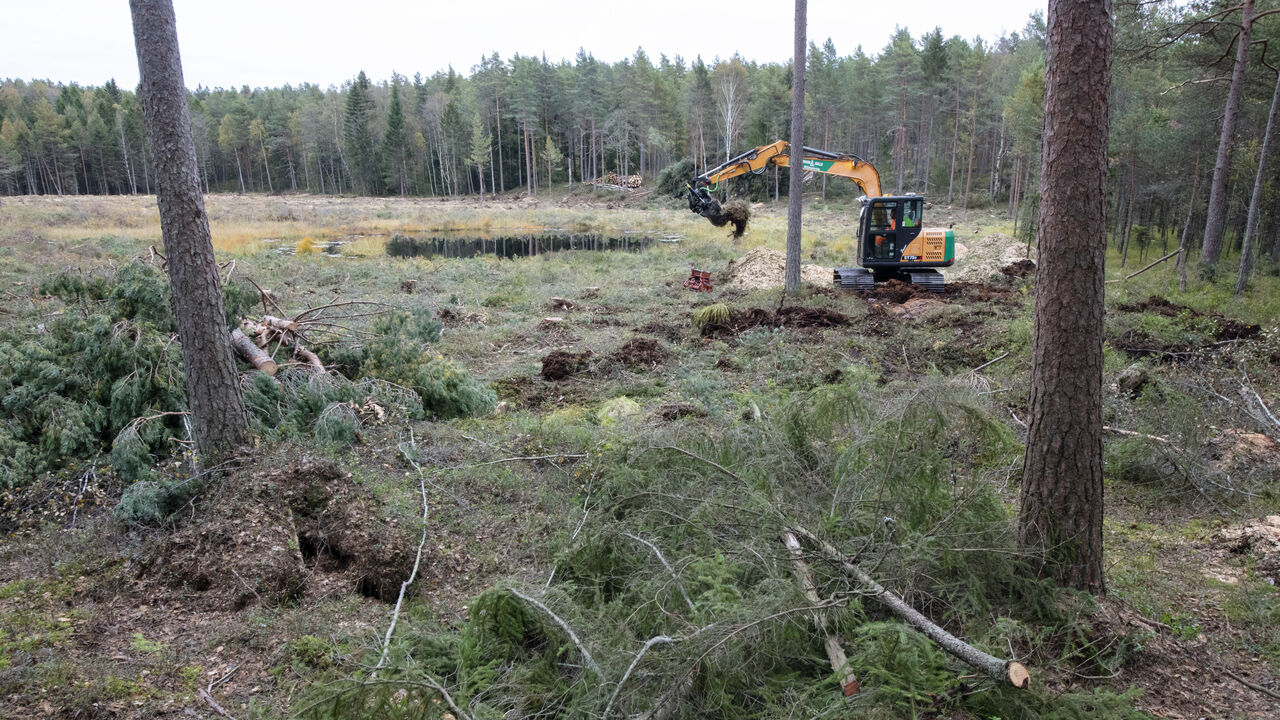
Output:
left=691, top=141, right=882, bottom=198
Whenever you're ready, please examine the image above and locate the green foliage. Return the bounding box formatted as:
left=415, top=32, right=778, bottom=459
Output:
left=352, top=309, right=494, bottom=420
left=691, top=303, right=730, bottom=331
left=656, top=157, right=696, bottom=198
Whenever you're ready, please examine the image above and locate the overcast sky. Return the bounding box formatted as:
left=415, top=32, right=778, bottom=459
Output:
left=4, top=1, right=1048, bottom=89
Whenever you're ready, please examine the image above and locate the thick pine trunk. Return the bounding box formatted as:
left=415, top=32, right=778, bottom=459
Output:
left=1018, top=0, right=1112, bottom=595
left=130, top=0, right=249, bottom=457
left=785, top=0, right=807, bottom=294
left=1202, top=0, right=1254, bottom=269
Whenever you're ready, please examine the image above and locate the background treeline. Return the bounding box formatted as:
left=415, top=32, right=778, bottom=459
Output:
left=3, top=4, right=1280, bottom=268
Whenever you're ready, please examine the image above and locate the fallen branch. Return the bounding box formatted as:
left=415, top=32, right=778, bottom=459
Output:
left=791, top=525, right=1030, bottom=689
left=262, top=315, right=299, bottom=333
left=621, top=531, right=695, bottom=613
left=970, top=352, right=1010, bottom=374
left=508, top=588, right=604, bottom=681
left=230, top=329, right=278, bottom=375
left=372, top=478, right=429, bottom=676
left=603, top=635, right=680, bottom=719
left=1223, top=667, right=1280, bottom=700
left=1106, top=249, right=1179, bottom=283
left=1103, top=425, right=1173, bottom=445
left=293, top=342, right=325, bottom=373
left=782, top=531, right=860, bottom=697
left=197, top=688, right=236, bottom=719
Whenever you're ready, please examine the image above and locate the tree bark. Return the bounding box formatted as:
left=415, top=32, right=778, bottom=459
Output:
left=131, top=0, right=249, bottom=457
left=1202, top=0, right=1255, bottom=270
left=785, top=0, right=807, bottom=294
left=1018, top=0, right=1112, bottom=595
left=1237, top=69, right=1280, bottom=296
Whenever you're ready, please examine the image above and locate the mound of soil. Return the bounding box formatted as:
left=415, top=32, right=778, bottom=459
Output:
left=1215, top=317, right=1261, bottom=342
left=862, top=279, right=932, bottom=304
left=1116, top=295, right=1196, bottom=317
left=1218, top=515, right=1280, bottom=583
left=634, top=320, right=684, bottom=342
left=949, top=234, right=1036, bottom=283
left=705, top=200, right=751, bottom=238
left=699, top=305, right=849, bottom=337
left=889, top=297, right=948, bottom=318
left=611, top=337, right=669, bottom=369
left=142, top=459, right=418, bottom=610
left=1001, top=259, right=1036, bottom=278
left=541, top=349, right=593, bottom=380
left=722, top=247, right=831, bottom=290
left=655, top=402, right=707, bottom=421
left=775, top=306, right=850, bottom=328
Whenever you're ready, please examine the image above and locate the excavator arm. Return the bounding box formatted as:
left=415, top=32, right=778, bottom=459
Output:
left=686, top=140, right=883, bottom=216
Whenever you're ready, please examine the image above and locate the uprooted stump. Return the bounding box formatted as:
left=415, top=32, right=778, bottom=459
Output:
left=541, top=349, right=594, bottom=381
left=141, top=459, right=419, bottom=609
left=705, top=200, right=751, bottom=239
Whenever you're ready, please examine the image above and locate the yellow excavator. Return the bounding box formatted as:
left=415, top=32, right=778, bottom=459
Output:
left=686, top=140, right=955, bottom=291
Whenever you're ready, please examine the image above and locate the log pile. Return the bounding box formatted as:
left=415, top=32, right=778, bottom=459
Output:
left=232, top=314, right=325, bottom=375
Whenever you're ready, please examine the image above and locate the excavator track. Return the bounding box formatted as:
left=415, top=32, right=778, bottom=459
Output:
left=833, top=267, right=874, bottom=291
left=904, top=270, right=945, bottom=293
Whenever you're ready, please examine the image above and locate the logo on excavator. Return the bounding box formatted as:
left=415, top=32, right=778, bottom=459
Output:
left=801, top=158, right=834, bottom=172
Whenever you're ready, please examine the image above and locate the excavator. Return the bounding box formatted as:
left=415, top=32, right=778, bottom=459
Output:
left=685, top=140, right=955, bottom=291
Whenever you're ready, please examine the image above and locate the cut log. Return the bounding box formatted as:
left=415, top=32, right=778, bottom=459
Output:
left=262, top=315, right=299, bottom=333
left=230, top=329, right=278, bottom=375
left=792, top=525, right=1030, bottom=689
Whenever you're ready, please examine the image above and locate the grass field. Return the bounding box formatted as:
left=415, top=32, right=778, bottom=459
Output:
left=1, top=190, right=1278, bottom=719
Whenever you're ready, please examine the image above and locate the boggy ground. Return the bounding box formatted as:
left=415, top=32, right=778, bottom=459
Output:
left=1, top=193, right=1279, bottom=719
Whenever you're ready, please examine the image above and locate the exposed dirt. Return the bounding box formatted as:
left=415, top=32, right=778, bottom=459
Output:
left=699, top=305, right=850, bottom=337
left=861, top=278, right=934, bottom=303
left=439, top=306, right=488, bottom=327
left=143, top=459, right=417, bottom=610
left=1001, top=258, right=1036, bottom=278
left=1217, top=515, right=1280, bottom=583
left=634, top=320, right=684, bottom=343
left=889, top=297, right=948, bottom=319
left=492, top=375, right=550, bottom=409
left=654, top=402, right=708, bottom=421
left=610, top=337, right=670, bottom=370
left=1116, top=295, right=1194, bottom=317
left=775, top=305, right=851, bottom=328
left=541, top=349, right=594, bottom=380
left=722, top=247, right=831, bottom=290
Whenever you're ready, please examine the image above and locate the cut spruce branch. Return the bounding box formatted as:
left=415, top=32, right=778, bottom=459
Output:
left=508, top=588, right=604, bottom=681
left=229, top=329, right=277, bottom=375
left=790, top=524, right=1031, bottom=689
left=603, top=635, right=680, bottom=719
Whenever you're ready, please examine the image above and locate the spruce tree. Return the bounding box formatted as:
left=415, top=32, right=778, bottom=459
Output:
left=381, top=81, right=406, bottom=195
left=343, top=71, right=377, bottom=195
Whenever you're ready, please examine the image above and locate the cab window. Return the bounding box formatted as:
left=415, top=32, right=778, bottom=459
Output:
left=901, top=198, right=922, bottom=228
left=869, top=201, right=897, bottom=232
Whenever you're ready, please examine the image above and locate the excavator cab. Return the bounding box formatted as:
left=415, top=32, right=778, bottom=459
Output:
left=842, top=195, right=950, bottom=291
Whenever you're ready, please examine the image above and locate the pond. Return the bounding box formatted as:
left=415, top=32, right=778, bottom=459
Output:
left=386, top=231, right=670, bottom=259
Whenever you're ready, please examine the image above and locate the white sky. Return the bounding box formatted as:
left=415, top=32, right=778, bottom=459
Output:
left=3, top=1, right=1048, bottom=90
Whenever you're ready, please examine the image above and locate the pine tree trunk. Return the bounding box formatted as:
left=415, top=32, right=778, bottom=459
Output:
left=1237, top=68, right=1280, bottom=295
left=1202, top=0, right=1255, bottom=270
left=1019, top=0, right=1112, bottom=595
left=785, top=0, right=807, bottom=294
left=130, top=0, right=248, bottom=457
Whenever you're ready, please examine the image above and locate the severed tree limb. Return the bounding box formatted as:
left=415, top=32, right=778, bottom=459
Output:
left=621, top=531, right=695, bottom=613
left=790, top=524, right=1030, bottom=689
left=1223, top=667, right=1280, bottom=700
left=372, top=479, right=429, bottom=677
left=197, top=688, right=236, bottom=719
left=508, top=588, right=604, bottom=681
left=603, top=635, right=680, bottom=719
left=1103, top=425, right=1173, bottom=445
left=293, top=342, right=325, bottom=373
left=230, top=329, right=277, bottom=375
left=1106, top=249, right=1180, bottom=283
left=782, top=531, right=860, bottom=697
left=262, top=315, right=299, bottom=333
